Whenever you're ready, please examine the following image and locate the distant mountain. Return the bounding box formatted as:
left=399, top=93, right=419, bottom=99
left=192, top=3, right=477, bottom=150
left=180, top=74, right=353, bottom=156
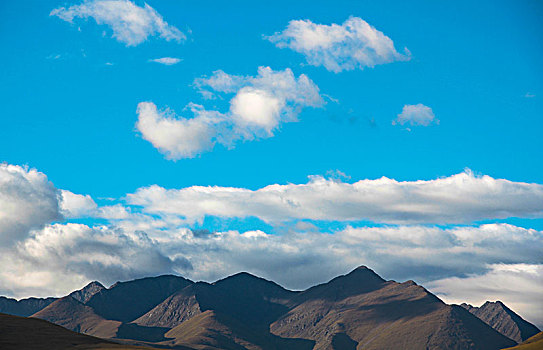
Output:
left=271, top=266, right=515, bottom=350
left=3, top=266, right=536, bottom=349
left=461, top=301, right=541, bottom=344
left=136, top=272, right=296, bottom=329
left=0, top=295, right=57, bottom=316
left=0, top=312, right=150, bottom=350
left=69, top=281, right=105, bottom=303
left=86, top=275, right=192, bottom=322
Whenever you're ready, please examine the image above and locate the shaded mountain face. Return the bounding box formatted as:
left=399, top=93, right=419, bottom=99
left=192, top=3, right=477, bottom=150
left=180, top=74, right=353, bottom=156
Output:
left=461, top=301, right=541, bottom=343
left=6, top=267, right=533, bottom=350
left=0, top=312, right=149, bottom=350
left=0, top=296, right=57, bottom=317
left=69, top=281, right=105, bottom=304
left=86, top=275, right=193, bottom=322
left=136, top=272, right=297, bottom=330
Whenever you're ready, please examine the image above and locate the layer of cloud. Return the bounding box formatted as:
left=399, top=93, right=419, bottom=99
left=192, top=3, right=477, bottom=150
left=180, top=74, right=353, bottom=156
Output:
left=50, top=0, right=185, bottom=46
left=149, top=57, right=182, bottom=65
left=393, top=104, right=438, bottom=126
left=265, top=17, right=410, bottom=72
left=136, top=67, right=323, bottom=159
left=427, top=263, right=543, bottom=328
left=127, top=170, right=543, bottom=225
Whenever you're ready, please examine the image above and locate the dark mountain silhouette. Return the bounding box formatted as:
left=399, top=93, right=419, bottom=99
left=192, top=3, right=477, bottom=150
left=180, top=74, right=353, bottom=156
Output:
left=461, top=301, right=541, bottom=343
left=0, top=312, right=152, bottom=350
left=69, top=281, right=106, bottom=303
left=2, top=266, right=535, bottom=349
left=0, top=296, right=57, bottom=316
left=86, top=275, right=192, bottom=322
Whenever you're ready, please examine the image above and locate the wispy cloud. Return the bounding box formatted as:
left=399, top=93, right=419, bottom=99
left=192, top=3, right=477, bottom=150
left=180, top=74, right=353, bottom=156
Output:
left=393, top=103, right=438, bottom=126
left=265, top=16, right=410, bottom=72
left=50, top=0, right=185, bottom=46
left=136, top=67, right=324, bottom=159
left=149, top=57, right=182, bottom=65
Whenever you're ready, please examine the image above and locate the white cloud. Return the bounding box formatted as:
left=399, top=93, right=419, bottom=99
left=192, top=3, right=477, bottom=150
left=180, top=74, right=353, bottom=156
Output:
left=50, top=0, right=185, bottom=46
left=265, top=17, right=410, bottom=72
left=136, top=102, right=220, bottom=159
left=427, top=263, right=543, bottom=328
left=137, top=67, right=323, bottom=159
left=393, top=104, right=437, bottom=126
left=0, top=164, right=62, bottom=245
left=149, top=57, right=182, bottom=65
left=60, top=190, right=97, bottom=218
left=127, top=170, right=543, bottom=225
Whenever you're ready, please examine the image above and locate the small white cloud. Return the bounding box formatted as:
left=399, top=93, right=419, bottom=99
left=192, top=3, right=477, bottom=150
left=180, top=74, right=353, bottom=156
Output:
left=393, top=103, right=438, bottom=126
left=60, top=190, right=97, bottom=218
left=149, top=57, right=182, bottom=65
left=265, top=16, right=410, bottom=72
left=525, top=92, right=535, bottom=98
left=137, top=67, right=323, bottom=159
left=50, top=0, right=185, bottom=46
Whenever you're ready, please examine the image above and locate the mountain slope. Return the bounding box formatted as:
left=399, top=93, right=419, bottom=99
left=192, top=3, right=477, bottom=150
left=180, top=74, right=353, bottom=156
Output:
left=461, top=301, right=540, bottom=343
left=157, top=310, right=314, bottom=350
left=32, top=296, right=122, bottom=339
left=0, top=296, right=57, bottom=317
left=0, top=312, right=149, bottom=350
left=86, top=275, right=193, bottom=322
left=502, top=331, right=543, bottom=350
left=271, top=266, right=516, bottom=350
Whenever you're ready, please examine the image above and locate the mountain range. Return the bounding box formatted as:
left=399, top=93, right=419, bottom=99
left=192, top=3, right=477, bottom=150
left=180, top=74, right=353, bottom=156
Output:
left=0, top=266, right=540, bottom=350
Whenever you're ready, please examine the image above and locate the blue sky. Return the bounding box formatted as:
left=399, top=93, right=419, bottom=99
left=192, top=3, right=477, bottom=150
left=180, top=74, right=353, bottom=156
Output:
left=1, top=0, right=543, bottom=326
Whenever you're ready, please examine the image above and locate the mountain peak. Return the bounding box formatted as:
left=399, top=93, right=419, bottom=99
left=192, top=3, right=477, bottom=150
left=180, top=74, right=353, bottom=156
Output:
left=69, top=281, right=105, bottom=304
left=461, top=300, right=540, bottom=343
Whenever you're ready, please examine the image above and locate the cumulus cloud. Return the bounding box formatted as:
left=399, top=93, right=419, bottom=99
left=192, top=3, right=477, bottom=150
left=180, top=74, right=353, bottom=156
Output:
left=0, top=164, right=62, bottom=245
left=265, top=17, right=410, bottom=72
left=0, top=223, right=190, bottom=297
left=50, top=0, right=185, bottom=46
left=136, top=67, right=323, bottom=159
left=127, top=170, right=543, bottom=225
left=393, top=103, right=438, bottom=126
left=427, top=263, right=543, bottom=328
left=149, top=57, right=182, bottom=65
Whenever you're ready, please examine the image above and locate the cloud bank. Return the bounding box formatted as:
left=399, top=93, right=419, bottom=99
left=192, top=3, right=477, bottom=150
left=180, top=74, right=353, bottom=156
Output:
left=136, top=67, right=323, bottom=159
left=127, top=170, right=543, bottom=225
left=50, top=0, right=185, bottom=46
left=266, top=17, right=410, bottom=72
